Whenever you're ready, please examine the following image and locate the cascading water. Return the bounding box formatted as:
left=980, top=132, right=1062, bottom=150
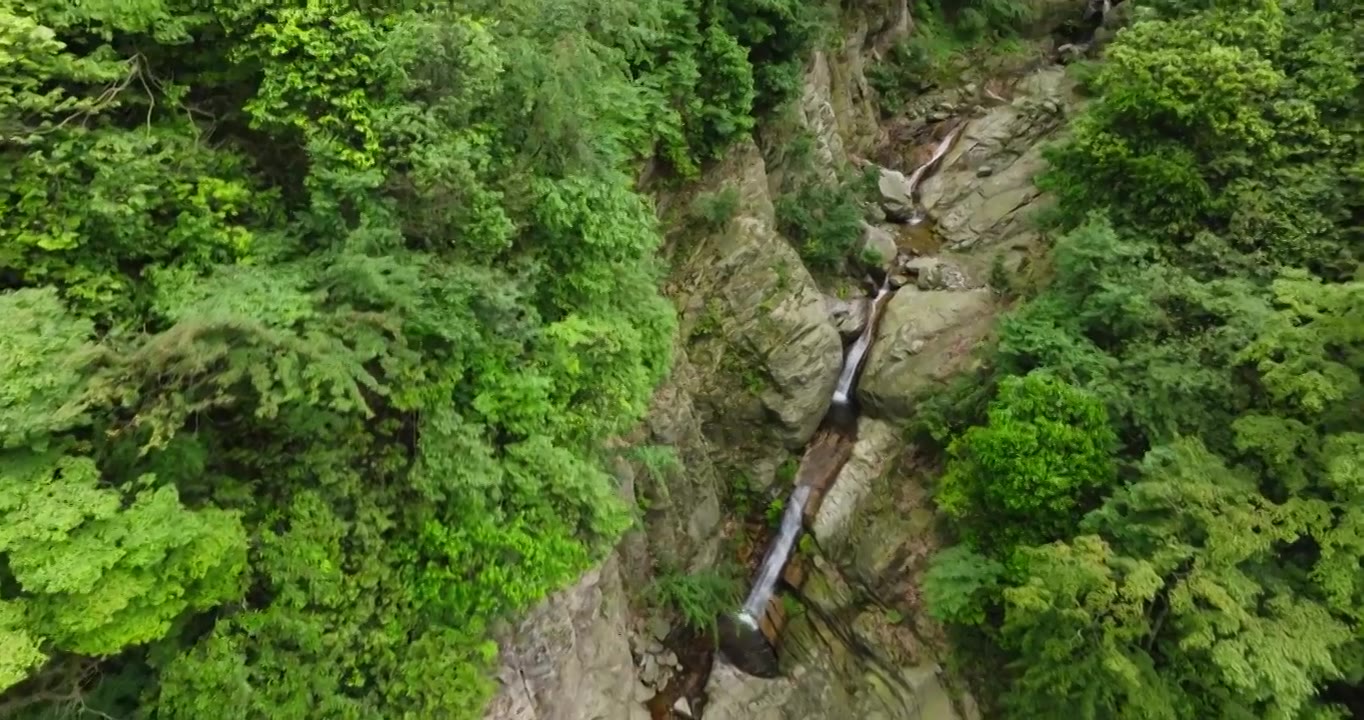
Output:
left=831, top=279, right=893, bottom=406
left=905, top=125, right=963, bottom=225
left=734, top=484, right=811, bottom=629
left=714, top=123, right=962, bottom=685
left=717, top=278, right=896, bottom=678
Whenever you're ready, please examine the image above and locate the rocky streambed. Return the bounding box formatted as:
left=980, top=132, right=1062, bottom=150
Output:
left=484, top=7, right=1092, bottom=719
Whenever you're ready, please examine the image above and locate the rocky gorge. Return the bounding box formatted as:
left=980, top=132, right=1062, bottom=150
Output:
left=483, top=3, right=1102, bottom=719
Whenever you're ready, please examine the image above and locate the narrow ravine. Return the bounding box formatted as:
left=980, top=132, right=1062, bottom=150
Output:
left=700, top=127, right=963, bottom=705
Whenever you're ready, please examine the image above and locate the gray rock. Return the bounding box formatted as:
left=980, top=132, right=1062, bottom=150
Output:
left=635, top=344, right=723, bottom=571
left=673, top=138, right=844, bottom=450
left=673, top=697, right=694, bottom=717
left=927, top=110, right=951, bottom=122
left=858, top=288, right=997, bottom=419
left=863, top=201, right=888, bottom=224
left=485, top=557, right=641, bottom=720
left=903, top=256, right=972, bottom=291
left=825, top=295, right=869, bottom=338
left=975, top=165, right=994, bottom=177
left=640, top=653, right=660, bottom=687
left=634, top=681, right=655, bottom=703
left=877, top=167, right=917, bottom=221
left=647, top=616, right=671, bottom=642
left=859, top=222, right=899, bottom=270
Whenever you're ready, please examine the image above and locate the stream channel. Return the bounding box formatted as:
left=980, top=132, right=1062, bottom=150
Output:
left=647, top=126, right=963, bottom=720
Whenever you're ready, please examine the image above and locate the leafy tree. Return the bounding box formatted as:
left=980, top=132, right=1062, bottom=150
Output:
left=925, top=1, right=1364, bottom=716
left=924, top=545, right=1005, bottom=626
left=937, top=371, right=1118, bottom=548
left=0, top=0, right=820, bottom=715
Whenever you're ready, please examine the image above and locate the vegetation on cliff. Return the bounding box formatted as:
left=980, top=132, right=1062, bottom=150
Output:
left=0, top=0, right=824, bottom=716
left=921, top=0, right=1364, bottom=716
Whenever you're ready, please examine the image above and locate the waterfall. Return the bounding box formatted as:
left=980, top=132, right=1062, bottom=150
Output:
left=831, top=279, right=893, bottom=406
left=735, top=483, right=812, bottom=627
left=718, top=119, right=963, bottom=680
left=905, top=125, right=963, bottom=225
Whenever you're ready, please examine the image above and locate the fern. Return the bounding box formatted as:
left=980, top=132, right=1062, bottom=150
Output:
left=649, top=568, right=743, bottom=636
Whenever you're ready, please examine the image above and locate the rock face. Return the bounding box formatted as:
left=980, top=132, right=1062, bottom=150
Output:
left=672, top=137, right=844, bottom=474
left=629, top=339, right=726, bottom=572
left=704, top=418, right=971, bottom=720
left=918, top=67, right=1077, bottom=250
left=486, top=557, right=647, bottom=720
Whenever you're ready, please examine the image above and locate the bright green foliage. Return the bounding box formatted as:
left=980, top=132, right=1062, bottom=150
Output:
left=937, top=371, right=1117, bottom=548
left=926, top=0, right=1364, bottom=716
left=1000, top=535, right=1170, bottom=719
left=924, top=545, right=1005, bottom=625
left=774, top=171, right=870, bottom=270
left=1040, top=0, right=1363, bottom=280
left=0, top=0, right=820, bottom=715
left=0, top=290, right=247, bottom=695
left=0, top=453, right=247, bottom=659
left=0, top=290, right=95, bottom=450
left=649, top=567, right=742, bottom=635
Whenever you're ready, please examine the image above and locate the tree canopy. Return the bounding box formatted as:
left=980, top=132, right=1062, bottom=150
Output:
left=921, top=0, right=1364, bottom=716
left=0, top=0, right=824, bottom=716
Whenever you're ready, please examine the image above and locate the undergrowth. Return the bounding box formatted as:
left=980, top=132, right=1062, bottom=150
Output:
left=649, top=567, right=744, bottom=637
left=868, top=0, right=1039, bottom=111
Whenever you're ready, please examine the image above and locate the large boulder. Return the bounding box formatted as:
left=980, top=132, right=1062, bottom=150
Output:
left=877, top=168, right=919, bottom=222
left=857, top=288, right=997, bottom=420
left=812, top=417, right=901, bottom=555
left=861, top=222, right=901, bottom=269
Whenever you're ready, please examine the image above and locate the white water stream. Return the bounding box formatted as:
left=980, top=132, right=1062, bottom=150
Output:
left=728, top=124, right=961, bottom=644
left=831, top=278, right=893, bottom=406
left=905, top=125, right=963, bottom=225
left=736, top=483, right=811, bottom=627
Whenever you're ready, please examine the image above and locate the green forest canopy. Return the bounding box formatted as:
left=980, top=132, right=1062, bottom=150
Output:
left=920, top=0, right=1364, bottom=717
left=0, top=0, right=821, bottom=716
left=3, top=0, right=1361, bottom=717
